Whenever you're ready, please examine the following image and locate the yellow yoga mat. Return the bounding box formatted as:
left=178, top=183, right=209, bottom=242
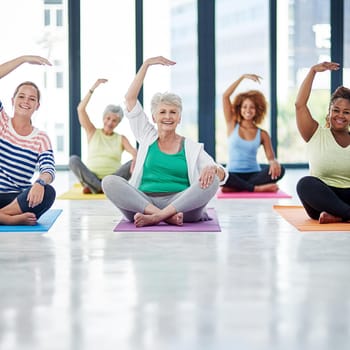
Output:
left=57, top=183, right=106, bottom=200
left=273, top=205, right=350, bottom=232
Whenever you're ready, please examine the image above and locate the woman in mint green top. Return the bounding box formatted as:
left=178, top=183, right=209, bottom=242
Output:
left=69, top=79, right=137, bottom=194
left=102, top=56, right=228, bottom=227
left=295, top=62, right=350, bottom=224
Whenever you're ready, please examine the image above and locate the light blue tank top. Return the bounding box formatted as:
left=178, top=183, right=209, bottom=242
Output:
left=227, top=124, right=261, bottom=172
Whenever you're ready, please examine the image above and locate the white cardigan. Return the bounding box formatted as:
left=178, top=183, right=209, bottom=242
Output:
left=126, top=101, right=228, bottom=188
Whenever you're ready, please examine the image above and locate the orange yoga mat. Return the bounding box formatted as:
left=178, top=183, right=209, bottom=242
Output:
left=273, top=205, right=350, bottom=231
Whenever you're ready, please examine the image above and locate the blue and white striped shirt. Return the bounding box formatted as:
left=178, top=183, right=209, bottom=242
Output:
left=0, top=100, right=55, bottom=192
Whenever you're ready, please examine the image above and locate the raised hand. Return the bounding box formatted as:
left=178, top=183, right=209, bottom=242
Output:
left=125, top=56, right=176, bottom=111
left=144, top=56, right=176, bottom=68
left=91, top=78, right=108, bottom=91
left=0, top=55, right=51, bottom=79
left=311, top=61, right=340, bottom=73
left=22, top=55, right=52, bottom=66
left=242, top=73, right=262, bottom=83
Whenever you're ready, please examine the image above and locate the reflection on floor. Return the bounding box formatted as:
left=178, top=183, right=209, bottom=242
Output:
left=1, top=169, right=350, bottom=350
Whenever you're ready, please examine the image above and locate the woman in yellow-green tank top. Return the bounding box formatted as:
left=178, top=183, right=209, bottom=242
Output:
left=295, top=61, right=350, bottom=224
left=69, top=78, right=137, bottom=194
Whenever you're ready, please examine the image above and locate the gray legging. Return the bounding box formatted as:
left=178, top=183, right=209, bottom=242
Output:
left=69, top=155, right=132, bottom=193
left=102, top=175, right=219, bottom=223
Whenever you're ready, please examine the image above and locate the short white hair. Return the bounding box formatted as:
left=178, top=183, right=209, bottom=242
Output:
left=103, top=104, right=124, bottom=119
left=150, top=92, right=182, bottom=115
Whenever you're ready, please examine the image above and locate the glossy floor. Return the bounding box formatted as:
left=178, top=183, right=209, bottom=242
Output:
left=1, top=169, right=350, bottom=350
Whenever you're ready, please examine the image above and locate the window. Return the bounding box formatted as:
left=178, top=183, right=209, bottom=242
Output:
left=56, top=9, right=63, bottom=27
left=344, top=0, right=350, bottom=86
left=143, top=0, right=198, bottom=141
left=55, top=123, right=65, bottom=152
left=276, top=0, right=330, bottom=163
left=56, top=72, right=63, bottom=88
left=215, top=0, right=270, bottom=165
left=80, top=1, right=136, bottom=163
left=44, top=9, right=50, bottom=26
left=0, top=0, right=69, bottom=166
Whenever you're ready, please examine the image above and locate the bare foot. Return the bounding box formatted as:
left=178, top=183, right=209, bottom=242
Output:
left=254, top=183, right=279, bottom=192
left=82, top=186, right=92, bottom=194
left=165, top=212, right=183, bottom=226
left=134, top=213, right=160, bottom=227
left=221, top=186, right=238, bottom=193
left=1, top=212, right=37, bottom=226
left=319, top=211, right=342, bottom=224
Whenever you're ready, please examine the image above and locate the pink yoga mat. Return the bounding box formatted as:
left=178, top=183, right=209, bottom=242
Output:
left=216, top=189, right=292, bottom=199
left=113, top=208, right=221, bottom=232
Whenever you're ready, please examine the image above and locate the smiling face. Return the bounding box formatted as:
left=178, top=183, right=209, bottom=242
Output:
left=240, top=98, right=256, bottom=121
left=12, top=84, right=40, bottom=118
left=103, top=112, right=121, bottom=135
left=328, top=98, right=350, bottom=130
left=153, top=103, right=181, bottom=132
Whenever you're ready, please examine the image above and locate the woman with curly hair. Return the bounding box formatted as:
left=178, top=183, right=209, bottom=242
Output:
left=295, top=62, right=350, bottom=224
left=221, top=74, right=285, bottom=193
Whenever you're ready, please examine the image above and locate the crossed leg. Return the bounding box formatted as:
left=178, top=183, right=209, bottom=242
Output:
left=0, top=199, right=36, bottom=225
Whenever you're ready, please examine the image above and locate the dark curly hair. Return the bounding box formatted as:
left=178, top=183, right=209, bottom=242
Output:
left=231, top=90, right=267, bottom=125
left=330, top=86, right=350, bottom=105
left=325, top=86, right=350, bottom=127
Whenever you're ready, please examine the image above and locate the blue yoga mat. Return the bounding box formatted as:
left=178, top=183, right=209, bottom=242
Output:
left=0, top=209, right=62, bottom=232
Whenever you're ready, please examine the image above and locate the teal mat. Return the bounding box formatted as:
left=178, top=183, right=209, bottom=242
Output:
left=0, top=209, right=62, bottom=232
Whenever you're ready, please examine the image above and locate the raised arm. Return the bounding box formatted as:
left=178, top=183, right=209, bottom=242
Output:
left=124, top=56, right=176, bottom=112
left=121, top=135, right=137, bottom=159
left=295, top=62, right=340, bottom=142
left=77, top=79, right=108, bottom=140
left=222, top=74, right=262, bottom=134
left=0, top=55, right=51, bottom=79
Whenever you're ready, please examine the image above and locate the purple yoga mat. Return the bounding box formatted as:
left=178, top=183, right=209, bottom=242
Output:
left=113, top=208, right=221, bottom=232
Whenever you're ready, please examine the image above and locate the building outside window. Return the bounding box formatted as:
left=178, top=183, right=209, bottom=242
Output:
left=276, top=0, right=331, bottom=163
left=1, top=0, right=346, bottom=167
left=0, top=0, right=69, bottom=166
left=215, top=0, right=269, bottom=165
left=343, top=0, right=350, bottom=86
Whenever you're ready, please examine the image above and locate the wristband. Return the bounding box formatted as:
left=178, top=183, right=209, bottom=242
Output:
left=35, top=179, right=46, bottom=187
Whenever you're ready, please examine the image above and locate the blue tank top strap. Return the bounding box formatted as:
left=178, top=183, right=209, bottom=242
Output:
left=227, top=124, right=261, bottom=172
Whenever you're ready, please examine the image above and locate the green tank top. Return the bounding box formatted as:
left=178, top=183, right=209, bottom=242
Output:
left=139, top=139, right=190, bottom=193
left=86, top=129, right=123, bottom=178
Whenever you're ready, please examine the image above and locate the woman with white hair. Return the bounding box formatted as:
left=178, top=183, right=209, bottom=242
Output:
left=69, top=78, right=137, bottom=194
left=102, top=56, right=228, bottom=227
